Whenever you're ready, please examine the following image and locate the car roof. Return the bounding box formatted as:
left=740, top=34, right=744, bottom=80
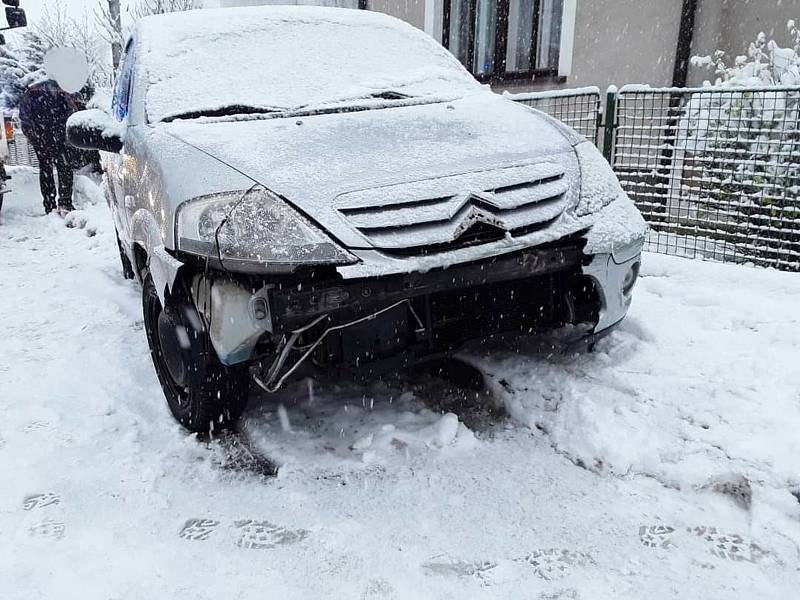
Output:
left=137, top=4, right=411, bottom=34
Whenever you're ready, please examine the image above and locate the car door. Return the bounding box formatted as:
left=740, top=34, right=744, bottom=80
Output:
left=107, top=40, right=136, bottom=239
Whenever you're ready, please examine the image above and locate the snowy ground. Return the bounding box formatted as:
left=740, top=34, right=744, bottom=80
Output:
left=2, top=168, right=800, bottom=599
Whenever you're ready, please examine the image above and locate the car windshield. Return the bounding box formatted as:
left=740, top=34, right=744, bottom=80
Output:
left=138, top=6, right=481, bottom=123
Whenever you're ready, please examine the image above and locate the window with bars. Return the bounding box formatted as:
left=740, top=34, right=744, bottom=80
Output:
left=443, top=0, right=563, bottom=82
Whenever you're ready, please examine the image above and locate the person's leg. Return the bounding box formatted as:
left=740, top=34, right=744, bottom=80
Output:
left=34, top=148, right=57, bottom=214
left=55, top=149, right=75, bottom=211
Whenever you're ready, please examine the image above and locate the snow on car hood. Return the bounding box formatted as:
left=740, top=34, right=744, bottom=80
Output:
left=162, top=92, right=579, bottom=250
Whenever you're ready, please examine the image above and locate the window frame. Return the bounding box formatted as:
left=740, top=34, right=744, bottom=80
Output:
left=442, top=0, right=562, bottom=83
left=112, top=38, right=136, bottom=122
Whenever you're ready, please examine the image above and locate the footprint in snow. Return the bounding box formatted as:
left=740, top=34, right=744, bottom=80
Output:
left=234, top=520, right=308, bottom=550
left=23, top=492, right=61, bottom=511
left=23, top=420, right=50, bottom=433
left=178, top=518, right=220, bottom=541
left=517, top=549, right=594, bottom=581
left=421, top=557, right=497, bottom=583
left=177, top=519, right=308, bottom=550
left=423, top=550, right=593, bottom=583
left=361, top=578, right=397, bottom=600
left=62, top=211, right=97, bottom=237
left=638, top=525, right=676, bottom=549
left=29, top=519, right=66, bottom=540
left=538, top=589, right=580, bottom=600
left=688, top=526, right=773, bottom=564
left=63, top=211, right=88, bottom=230
left=639, top=524, right=776, bottom=564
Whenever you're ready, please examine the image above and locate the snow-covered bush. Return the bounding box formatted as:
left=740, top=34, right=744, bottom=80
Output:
left=677, top=22, right=800, bottom=267
left=692, top=19, right=800, bottom=87
left=0, top=46, right=30, bottom=109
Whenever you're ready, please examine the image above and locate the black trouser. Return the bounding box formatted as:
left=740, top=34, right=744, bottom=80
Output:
left=33, top=146, right=74, bottom=212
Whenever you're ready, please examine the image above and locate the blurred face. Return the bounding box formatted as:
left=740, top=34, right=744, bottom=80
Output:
left=44, top=47, right=88, bottom=93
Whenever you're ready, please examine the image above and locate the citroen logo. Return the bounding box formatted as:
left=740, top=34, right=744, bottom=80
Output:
left=454, top=190, right=502, bottom=210
left=450, top=191, right=505, bottom=238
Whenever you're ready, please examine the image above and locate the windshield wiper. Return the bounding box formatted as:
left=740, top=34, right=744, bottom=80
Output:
left=163, top=92, right=416, bottom=123
left=292, top=90, right=413, bottom=112
left=368, top=91, right=412, bottom=100
left=162, top=104, right=286, bottom=122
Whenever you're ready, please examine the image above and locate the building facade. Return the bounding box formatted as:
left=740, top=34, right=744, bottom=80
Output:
left=218, top=0, right=800, bottom=92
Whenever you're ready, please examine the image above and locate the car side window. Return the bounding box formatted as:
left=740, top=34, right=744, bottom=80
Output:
left=112, top=41, right=136, bottom=122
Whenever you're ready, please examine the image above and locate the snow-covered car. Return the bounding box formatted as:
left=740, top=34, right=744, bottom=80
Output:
left=66, top=6, right=647, bottom=433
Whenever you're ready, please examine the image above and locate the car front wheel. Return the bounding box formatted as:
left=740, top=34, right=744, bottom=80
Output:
left=141, top=272, right=249, bottom=433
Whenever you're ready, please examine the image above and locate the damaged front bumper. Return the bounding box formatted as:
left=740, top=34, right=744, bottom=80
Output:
left=161, top=189, right=648, bottom=391
left=185, top=235, right=642, bottom=387
left=581, top=246, right=642, bottom=333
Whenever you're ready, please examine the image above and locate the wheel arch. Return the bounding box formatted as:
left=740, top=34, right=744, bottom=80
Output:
left=128, top=207, right=183, bottom=303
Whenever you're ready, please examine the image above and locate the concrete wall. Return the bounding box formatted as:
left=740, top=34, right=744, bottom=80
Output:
left=689, top=0, right=800, bottom=86
left=368, top=0, right=426, bottom=31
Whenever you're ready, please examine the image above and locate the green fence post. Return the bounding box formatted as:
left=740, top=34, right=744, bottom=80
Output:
left=595, top=96, right=603, bottom=147
left=602, top=85, right=617, bottom=163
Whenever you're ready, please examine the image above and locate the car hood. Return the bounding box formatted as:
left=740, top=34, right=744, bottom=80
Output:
left=162, top=92, right=580, bottom=251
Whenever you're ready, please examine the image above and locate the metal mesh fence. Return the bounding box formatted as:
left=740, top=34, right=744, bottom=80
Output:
left=6, top=132, right=40, bottom=168
left=506, top=87, right=602, bottom=144
left=612, top=86, right=800, bottom=271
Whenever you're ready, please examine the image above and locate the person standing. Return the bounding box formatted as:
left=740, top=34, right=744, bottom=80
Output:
left=18, top=78, right=80, bottom=214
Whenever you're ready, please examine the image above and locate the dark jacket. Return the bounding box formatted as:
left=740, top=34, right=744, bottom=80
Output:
left=18, top=80, right=80, bottom=153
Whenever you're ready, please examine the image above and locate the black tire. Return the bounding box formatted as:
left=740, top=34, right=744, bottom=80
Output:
left=141, top=272, right=249, bottom=433
left=116, top=233, right=135, bottom=280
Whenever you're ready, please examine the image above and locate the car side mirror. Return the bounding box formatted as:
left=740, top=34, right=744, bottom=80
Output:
left=66, top=109, right=125, bottom=154
left=4, top=6, right=26, bottom=29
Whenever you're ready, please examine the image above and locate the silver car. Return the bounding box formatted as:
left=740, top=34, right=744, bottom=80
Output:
left=67, top=6, right=646, bottom=433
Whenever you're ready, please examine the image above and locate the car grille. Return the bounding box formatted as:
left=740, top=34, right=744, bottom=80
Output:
left=335, top=162, right=571, bottom=255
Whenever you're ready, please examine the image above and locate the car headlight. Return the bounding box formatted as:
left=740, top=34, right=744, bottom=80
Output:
left=573, top=141, right=624, bottom=217
left=176, top=186, right=358, bottom=266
